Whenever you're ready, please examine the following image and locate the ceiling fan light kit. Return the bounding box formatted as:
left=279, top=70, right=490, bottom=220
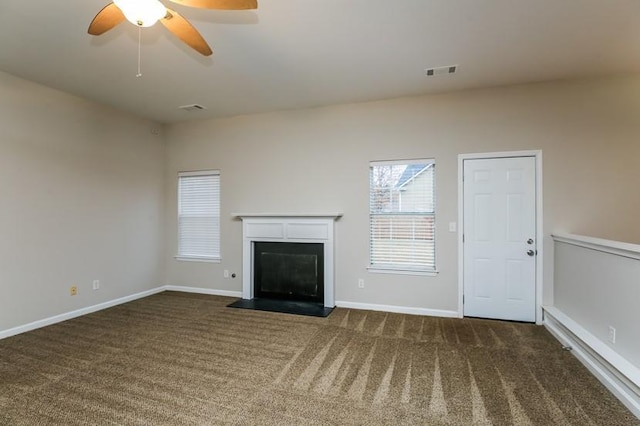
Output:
left=88, top=0, right=258, bottom=57
left=113, top=0, right=167, bottom=28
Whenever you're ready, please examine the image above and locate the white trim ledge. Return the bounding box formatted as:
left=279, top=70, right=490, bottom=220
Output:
left=367, top=267, right=438, bottom=277
left=543, top=305, right=640, bottom=418
left=0, top=286, right=166, bottom=340
left=336, top=300, right=458, bottom=318
left=552, top=232, right=640, bottom=261
left=233, top=213, right=343, bottom=219
left=174, top=256, right=221, bottom=263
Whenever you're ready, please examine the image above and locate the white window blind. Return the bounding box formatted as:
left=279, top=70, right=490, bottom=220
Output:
left=177, top=171, right=220, bottom=260
left=369, top=160, right=436, bottom=273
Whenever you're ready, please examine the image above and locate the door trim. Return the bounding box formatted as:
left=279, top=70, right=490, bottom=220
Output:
left=457, top=150, right=543, bottom=324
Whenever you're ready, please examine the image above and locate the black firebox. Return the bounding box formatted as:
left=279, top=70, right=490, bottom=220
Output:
left=253, top=241, right=324, bottom=304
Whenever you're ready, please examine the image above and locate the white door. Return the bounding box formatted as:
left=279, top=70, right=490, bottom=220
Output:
left=463, top=157, right=536, bottom=322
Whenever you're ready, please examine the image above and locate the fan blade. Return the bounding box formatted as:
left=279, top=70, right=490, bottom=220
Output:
left=161, top=9, right=213, bottom=56
left=168, top=0, right=257, bottom=10
left=88, top=3, right=125, bottom=35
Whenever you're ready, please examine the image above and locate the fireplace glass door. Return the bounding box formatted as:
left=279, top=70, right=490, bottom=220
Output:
left=254, top=242, right=324, bottom=303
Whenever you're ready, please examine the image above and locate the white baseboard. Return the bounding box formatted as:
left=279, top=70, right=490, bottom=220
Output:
left=543, top=306, right=640, bottom=419
left=0, top=285, right=243, bottom=341
left=335, top=300, right=458, bottom=318
left=164, top=285, right=242, bottom=298
left=0, top=288, right=454, bottom=341
left=0, top=286, right=166, bottom=340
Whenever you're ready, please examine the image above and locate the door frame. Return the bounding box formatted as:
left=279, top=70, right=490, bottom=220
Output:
left=457, top=150, right=543, bottom=324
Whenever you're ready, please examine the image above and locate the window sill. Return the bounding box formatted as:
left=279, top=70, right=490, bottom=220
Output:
left=367, top=267, right=438, bottom=277
left=174, top=256, right=221, bottom=263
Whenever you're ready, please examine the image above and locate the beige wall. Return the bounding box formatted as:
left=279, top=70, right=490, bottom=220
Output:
left=2, top=69, right=638, bottom=331
left=0, top=71, right=166, bottom=331
left=165, top=75, right=640, bottom=313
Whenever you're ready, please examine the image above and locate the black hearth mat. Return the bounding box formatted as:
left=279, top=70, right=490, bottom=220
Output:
left=227, top=298, right=334, bottom=317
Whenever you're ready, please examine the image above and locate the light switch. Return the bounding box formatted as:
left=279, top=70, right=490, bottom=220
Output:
left=449, top=222, right=457, bottom=232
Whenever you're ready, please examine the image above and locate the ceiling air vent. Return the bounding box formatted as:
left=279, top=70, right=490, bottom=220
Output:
left=179, top=104, right=207, bottom=112
left=424, top=65, right=458, bottom=76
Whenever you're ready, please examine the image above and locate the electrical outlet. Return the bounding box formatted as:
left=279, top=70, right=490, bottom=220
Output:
left=608, top=326, right=616, bottom=344
left=92, top=280, right=100, bottom=290
left=358, top=278, right=364, bottom=289
left=70, top=286, right=77, bottom=296
left=224, top=270, right=229, bottom=279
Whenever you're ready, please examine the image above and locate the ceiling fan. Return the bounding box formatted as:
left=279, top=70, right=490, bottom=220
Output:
left=88, top=0, right=257, bottom=56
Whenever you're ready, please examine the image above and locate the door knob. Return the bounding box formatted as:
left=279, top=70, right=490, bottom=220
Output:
left=527, top=249, right=535, bottom=256
left=527, top=238, right=534, bottom=244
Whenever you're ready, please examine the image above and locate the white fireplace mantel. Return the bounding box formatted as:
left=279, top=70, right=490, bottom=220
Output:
left=234, top=213, right=342, bottom=308
left=233, top=213, right=343, bottom=219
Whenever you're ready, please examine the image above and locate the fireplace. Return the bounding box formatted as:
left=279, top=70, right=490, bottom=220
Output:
left=234, top=213, right=342, bottom=310
left=254, top=241, right=324, bottom=303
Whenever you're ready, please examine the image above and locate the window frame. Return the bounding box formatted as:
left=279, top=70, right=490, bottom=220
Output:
left=175, top=170, right=221, bottom=263
left=368, top=159, right=438, bottom=276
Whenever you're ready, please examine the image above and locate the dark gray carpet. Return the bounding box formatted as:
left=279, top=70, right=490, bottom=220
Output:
left=0, top=291, right=637, bottom=425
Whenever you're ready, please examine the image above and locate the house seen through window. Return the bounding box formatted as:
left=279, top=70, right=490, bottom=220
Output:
left=369, top=160, right=436, bottom=273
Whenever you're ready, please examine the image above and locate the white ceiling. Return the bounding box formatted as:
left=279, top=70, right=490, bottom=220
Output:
left=1, top=0, right=640, bottom=124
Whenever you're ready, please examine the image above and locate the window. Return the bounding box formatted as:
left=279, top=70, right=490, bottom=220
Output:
left=369, top=159, right=436, bottom=274
left=177, top=170, right=220, bottom=261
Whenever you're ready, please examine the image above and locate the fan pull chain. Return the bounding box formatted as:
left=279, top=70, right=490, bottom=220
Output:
left=136, top=26, right=142, bottom=78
